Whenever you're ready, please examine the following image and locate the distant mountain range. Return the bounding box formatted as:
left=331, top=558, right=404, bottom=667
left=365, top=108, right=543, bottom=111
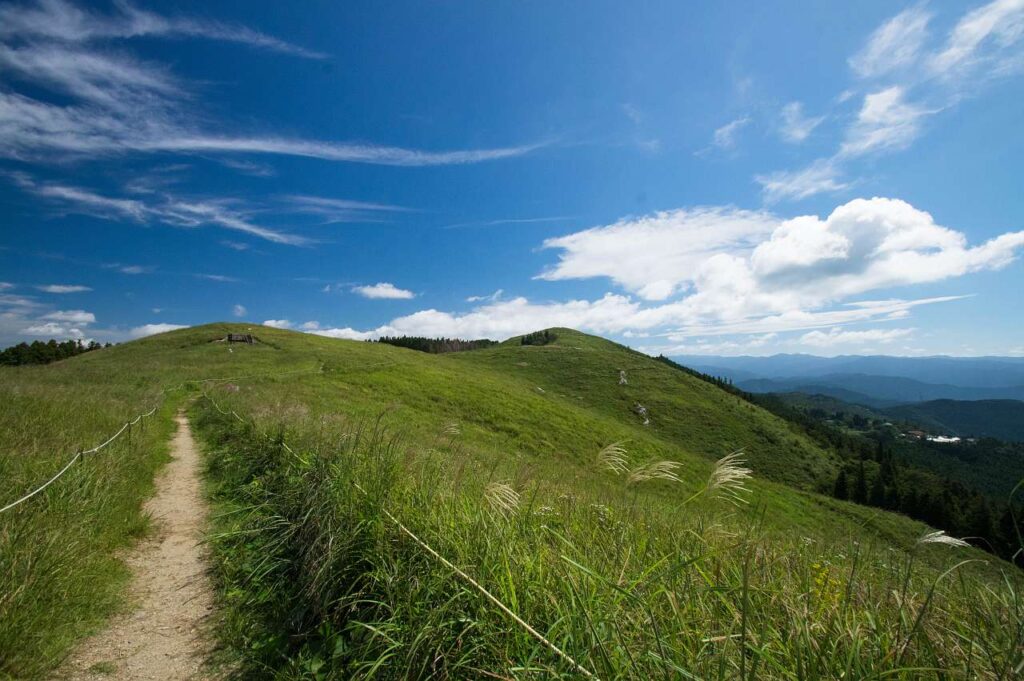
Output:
left=675, top=354, right=1024, bottom=407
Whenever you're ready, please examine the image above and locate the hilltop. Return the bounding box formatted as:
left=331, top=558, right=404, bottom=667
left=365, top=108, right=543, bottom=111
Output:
left=2, top=323, right=1022, bottom=679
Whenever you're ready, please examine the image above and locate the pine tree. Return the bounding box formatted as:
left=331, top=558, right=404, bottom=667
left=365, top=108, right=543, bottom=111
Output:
left=853, top=460, right=868, bottom=504
left=833, top=468, right=849, bottom=500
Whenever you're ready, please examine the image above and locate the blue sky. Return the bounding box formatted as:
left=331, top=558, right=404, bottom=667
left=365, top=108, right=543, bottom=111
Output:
left=1, top=0, right=1022, bottom=356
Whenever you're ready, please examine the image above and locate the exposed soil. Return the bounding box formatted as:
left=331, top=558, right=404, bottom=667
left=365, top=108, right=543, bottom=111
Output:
left=58, top=413, right=216, bottom=680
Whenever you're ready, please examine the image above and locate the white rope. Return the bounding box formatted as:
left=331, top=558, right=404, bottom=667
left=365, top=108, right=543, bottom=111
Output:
left=0, top=403, right=161, bottom=514
left=200, top=391, right=598, bottom=679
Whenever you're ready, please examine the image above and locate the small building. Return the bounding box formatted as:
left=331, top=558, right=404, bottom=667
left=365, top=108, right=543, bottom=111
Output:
left=226, top=333, right=255, bottom=344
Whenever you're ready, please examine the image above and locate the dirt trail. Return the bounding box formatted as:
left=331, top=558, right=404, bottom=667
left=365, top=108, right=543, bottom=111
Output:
left=59, top=413, right=215, bottom=681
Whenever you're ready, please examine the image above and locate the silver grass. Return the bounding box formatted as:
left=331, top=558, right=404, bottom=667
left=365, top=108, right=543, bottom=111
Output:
left=917, top=530, right=970, bottom=548
left=706, top=450, right=752, bottom=504
left=443, top=421, right=461, bottom=436
left=597, top=441, right=629, bottom=475
left=484, top=481, right=521, bottom=516
left=628, top=460, right=682, bottom=485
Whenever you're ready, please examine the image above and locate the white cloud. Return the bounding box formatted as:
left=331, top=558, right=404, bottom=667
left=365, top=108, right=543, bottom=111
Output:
left=262, top=319, right=292, bottom=329
left=353, top=282, right=416, bottom=300
left=0, top=282, right=13, bottom=290
left=36, top=284, right=91, bottom=293
left=195, top=274, right=239, bottom=283
left=232, top=304, right=247, bottom=317
left=0, top=0, right=326, bottom=59
left=538, top=207, right=777, bottom=300
left=712, top=116, right=751, bottom=150
left=849, top=7, right=931, bottom=77
left=309, top=326, right=377, bottom=341
left=779, top=102, right=825, bottom=143
left=800, top=326, right=914, bottom=347
left=9, top=174, right=309, bottom=245
left=840, top=86, right=932, bottom=157
left=928, top=0, right=1024, bottom=76
left=22, top=321, right=86, bottom=338
left=129, top=323, right=187, bottom=338
left=760, top=0, right=1024, bottom=201
left=43, top=309, right=95, bottom=324
left=0, top=2, right=539, bottom=167
left=284, top=194, right=409, bottom=224
left=118, top=265, right=153, bottom=274
left=467, top=289, right=504, bottom=303
left=756, top=159, right=848, bottom=203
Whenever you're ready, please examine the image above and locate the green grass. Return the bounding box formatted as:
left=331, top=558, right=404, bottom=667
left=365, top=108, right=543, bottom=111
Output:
left=2, top=322, right=1022, bottom=679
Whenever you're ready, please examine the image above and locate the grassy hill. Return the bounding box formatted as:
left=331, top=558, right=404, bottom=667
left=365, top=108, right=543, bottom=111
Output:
left=2, top=323, right=1022, bottom=679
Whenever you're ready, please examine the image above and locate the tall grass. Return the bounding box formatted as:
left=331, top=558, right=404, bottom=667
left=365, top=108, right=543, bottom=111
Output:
left=196, top=401, right=1024, bottom=680
left=0, top=382, right=178, bottom=679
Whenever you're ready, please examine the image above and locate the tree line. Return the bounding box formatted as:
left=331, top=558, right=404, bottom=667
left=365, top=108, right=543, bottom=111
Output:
left=0, top=338, right=111, bottom=366
left=371, top=336, right=498, bottom=354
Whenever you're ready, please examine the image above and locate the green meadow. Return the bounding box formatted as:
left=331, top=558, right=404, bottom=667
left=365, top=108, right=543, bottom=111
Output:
left=1, top=323, right=1021, bottom=679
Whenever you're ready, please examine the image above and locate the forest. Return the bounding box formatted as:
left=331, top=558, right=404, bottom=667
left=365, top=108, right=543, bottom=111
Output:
left=0, top=338, right=110, bottom=366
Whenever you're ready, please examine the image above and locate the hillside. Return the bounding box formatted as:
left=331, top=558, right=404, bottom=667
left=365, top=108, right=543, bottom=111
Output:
left=2, top=324, right=1022, bottom=679
left=887, top=399, right=1024, bottom=442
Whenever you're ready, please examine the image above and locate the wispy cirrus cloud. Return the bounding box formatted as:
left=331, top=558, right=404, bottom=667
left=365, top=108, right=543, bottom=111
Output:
left=35, top=284, right=91, bottom=293
left=779, top=102, right=825, bottom=144
left=711, top=116, right=751, bottom=150
left=283, top=195, right=410, bottom=224
left=759, top=0, right=1024, bottom=202
left=0, top=0, right=327, bottom=59
left=8, top=173, right=310, bottom=245
left=0, top=1, right=540, bottom=167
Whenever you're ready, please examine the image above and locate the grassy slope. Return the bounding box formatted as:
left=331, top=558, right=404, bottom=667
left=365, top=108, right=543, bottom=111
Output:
left=3, top=323, right=1022, bottom=678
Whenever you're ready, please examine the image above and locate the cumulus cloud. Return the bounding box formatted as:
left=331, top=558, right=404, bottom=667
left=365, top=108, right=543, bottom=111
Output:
left=36, top=284, right=91, bottom=293
left=43, top=309, right=95, bottom=324
left=262, top=319, right=292, bottom=329
left=538, top=207, right=777, bottom=300
left=308, top=326, right=377, bottom=341
left=22, top=321, right=87, bottom=337
left=311, top=197, right=1022, bottom=343
left=352, top=282, right=416, bottom=300
left=800, top=326, right=914, bottom=347
left=129, top=323, right=187, bottom=338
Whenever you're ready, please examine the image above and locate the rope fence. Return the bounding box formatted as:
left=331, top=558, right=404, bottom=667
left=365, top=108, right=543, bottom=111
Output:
left=1, top=365, right=323, bottom=516
left=199, top=389, right=598, bottom=679
left=0, top=404, right=162, bottom=514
